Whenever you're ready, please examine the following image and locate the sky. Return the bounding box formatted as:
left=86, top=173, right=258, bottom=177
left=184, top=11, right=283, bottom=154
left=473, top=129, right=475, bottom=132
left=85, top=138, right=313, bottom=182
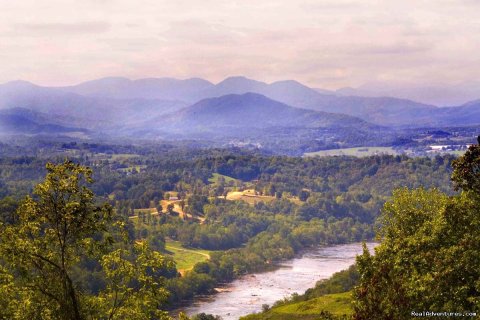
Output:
left=1, top=0, right=479, bottom=89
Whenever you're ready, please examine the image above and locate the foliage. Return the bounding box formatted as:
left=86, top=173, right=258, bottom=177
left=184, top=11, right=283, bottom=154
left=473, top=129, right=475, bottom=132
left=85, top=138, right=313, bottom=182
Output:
left=241, top=293, right=352, bottom=320
left=85, top=242, right=174, bottom=319
left=0, top=146, right=459, bottom=315
left=0, top=161, right=174, bottom=319
left=451, top=137, right=480, bottom=193
left=353, top=143, right=480, bottom=319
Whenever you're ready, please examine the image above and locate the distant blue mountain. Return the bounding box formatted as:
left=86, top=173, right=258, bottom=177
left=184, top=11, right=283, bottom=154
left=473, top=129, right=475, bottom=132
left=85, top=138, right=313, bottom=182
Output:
left=336, top=81, right=480, bottom=106
left=60, top=77, right=213, bottom=101
left=0, top=76, right=479, bottom=139
left=0, top=108, right=88, bottom=135
left=0, top=80, right=188, bottom=130
left=155, top=93, right=377, bottom=137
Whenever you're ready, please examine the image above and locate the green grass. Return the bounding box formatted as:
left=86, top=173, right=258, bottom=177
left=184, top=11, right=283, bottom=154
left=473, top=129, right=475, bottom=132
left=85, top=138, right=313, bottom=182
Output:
left=208, top=173, right=240, bottom=184
left=109, top=153, right=140, bottom=160
left=164, top=240, right=213, bottom=272
left=241, top=291, right=353, bottom=320
left=304, top=147, right=398, bottom=157
left=117, top=165, right=147, bottom=173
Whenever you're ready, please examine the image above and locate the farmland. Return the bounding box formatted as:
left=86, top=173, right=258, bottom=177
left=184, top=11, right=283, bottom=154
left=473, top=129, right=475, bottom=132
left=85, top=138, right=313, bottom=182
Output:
left=165, top=240, right=213, bottom=274
left=226, top=189, right=276, bottom=205
left=304, top=147, right=399, bottom=157
left=208, top=173, right=241, bottom=185
left=225, top=189, right=302, bottom=206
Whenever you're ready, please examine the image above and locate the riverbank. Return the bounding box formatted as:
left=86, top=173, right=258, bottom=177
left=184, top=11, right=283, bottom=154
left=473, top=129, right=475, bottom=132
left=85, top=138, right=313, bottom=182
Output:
left=174, top=242, right=377, bottom=319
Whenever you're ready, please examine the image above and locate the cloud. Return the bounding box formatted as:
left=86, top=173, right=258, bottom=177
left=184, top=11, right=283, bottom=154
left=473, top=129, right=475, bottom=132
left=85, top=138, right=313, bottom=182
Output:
left=14, top=21, right=111, bottom=35
left=351, top=43, right=433, bottom=56
left=0, top=0, right=479, bottom=89
left=300, top=1, right=366, bottom=12
left=162, top=20, right=247, bottom=45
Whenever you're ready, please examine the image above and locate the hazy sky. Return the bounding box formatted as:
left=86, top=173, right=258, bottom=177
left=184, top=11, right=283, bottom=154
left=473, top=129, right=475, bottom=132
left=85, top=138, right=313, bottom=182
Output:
left=1, top=0, right=479, bottom=88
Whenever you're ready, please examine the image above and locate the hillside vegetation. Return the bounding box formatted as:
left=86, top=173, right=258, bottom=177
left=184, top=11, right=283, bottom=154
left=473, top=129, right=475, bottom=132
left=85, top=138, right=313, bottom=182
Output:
left=243, top=140, right=480, bottom=320
left=0, top=144, right=466, bottom=319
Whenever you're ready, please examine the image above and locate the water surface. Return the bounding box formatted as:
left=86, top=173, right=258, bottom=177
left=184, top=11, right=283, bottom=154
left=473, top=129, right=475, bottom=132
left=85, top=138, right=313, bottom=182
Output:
left=179, top=242, right=377, bottom=319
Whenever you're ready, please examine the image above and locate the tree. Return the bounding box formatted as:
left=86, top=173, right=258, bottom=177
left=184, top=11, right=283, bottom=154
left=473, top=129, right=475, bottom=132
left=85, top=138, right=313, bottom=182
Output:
left=0, top=196, right=18, bottom=224
left=0, top=161, right=112, bottom=319
left=451, top=136, right=480, bottom=193
left=167, top=203, right=175, bottom=215
left=353, top=143, right=480, bottom=319
left=191, top=313, right=222, bottom=320
left=0, top=161, right=174, bottom=320
left=298, top=190, right=310, bottom=202
left=89, top=242, right=174, bottom=320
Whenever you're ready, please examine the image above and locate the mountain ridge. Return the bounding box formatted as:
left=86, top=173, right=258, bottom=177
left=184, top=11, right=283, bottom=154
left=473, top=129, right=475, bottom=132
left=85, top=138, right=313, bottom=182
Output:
left=1, top=76, right=479, bottom=134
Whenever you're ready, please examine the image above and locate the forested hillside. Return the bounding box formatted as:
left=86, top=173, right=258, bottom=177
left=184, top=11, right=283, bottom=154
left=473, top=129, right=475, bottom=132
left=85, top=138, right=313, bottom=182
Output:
left=0, top=144, right=457, bottom=319
left=243, top=140, right=480, bottom=320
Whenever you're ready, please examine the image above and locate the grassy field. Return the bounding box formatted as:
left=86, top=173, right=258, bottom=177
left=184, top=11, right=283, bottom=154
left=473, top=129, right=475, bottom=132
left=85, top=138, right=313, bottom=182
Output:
left=241, top=291, right=353, bottom=320
left=109, top=153, right=140, bottom=160
left=226, top=189, right=303, bottom=206
left=164, top=240, right=213, bottom=273
left=117, top=165, right=147, bottom=173
left=226, top=189, right=277, bottom=205
left=304, top=147, right=398, bottom=157
left=208, top=173, right=240, bottom=185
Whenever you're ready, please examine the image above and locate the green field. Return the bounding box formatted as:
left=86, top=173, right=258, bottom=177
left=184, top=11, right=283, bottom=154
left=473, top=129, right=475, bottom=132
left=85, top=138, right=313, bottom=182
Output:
left=241, top=291, right=353, bottom=320
left=304, top=147, right=399, bottom=157
left=208, top=173, right=240, bottom=184
left=109, top=153, right=140, bottom=161
left=117, top=165, right=147, bottom=173
left=164, top=240, right=213, bottom=272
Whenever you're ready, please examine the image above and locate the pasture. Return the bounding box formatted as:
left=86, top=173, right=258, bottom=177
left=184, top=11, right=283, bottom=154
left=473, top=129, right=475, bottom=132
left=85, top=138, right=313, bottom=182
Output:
left=164, top=240, right=213, bottom=274
left=304, top=147, right=399, bottom=157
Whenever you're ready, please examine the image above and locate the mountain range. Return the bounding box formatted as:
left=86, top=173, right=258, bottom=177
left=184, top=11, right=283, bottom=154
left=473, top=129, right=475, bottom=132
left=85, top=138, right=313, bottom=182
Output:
left=0, top=76, right=479, bottom=143
left=336, top=81, right=480, bottom=106
left=155, top=93, right=375, bottom=134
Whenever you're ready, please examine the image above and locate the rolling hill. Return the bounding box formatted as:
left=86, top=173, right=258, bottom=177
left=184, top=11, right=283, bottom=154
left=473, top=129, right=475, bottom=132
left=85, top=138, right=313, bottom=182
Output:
left=61, top=76, right=480, bottom=127
left=0, top=80, right=188, bottom=130
left=158, top=92, right=377, bottom=134
left=336, top=81, right=480, bottom=106
left=1, top=76, right=479, bottom=141
left=191, top=77, right=445, bottom=127
left=59, top=77, right=213, bottom=102
left=0, top=108, right=88, bottom=136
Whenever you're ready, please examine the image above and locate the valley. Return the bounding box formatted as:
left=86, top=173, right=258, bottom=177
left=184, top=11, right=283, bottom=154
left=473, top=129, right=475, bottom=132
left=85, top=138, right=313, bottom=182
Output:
left=2, top=0, right=480, bottom=318
left=0, top=76, right=479, bottom=157
left=0, top=142, right=459, bottom=318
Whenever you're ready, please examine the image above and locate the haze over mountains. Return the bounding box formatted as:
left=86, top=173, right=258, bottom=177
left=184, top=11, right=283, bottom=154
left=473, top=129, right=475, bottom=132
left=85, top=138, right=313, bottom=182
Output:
left=0, top=76, right=479, bottom=142
left=337, top=81, right=480, bottom=106
left=154, top=93, right=375, bottom=135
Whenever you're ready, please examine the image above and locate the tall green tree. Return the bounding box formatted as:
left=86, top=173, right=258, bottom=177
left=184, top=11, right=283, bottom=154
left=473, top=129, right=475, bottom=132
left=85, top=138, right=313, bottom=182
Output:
left=451, top=136, right=480, bottom=193
left=353, top=141, right=480, bottom=319
left=0, top=161, right=174, bottom=320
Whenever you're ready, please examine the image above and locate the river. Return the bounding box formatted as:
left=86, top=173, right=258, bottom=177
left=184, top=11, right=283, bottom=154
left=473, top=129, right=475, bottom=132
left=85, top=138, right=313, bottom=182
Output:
left=177, top=242, right=377, bottom=320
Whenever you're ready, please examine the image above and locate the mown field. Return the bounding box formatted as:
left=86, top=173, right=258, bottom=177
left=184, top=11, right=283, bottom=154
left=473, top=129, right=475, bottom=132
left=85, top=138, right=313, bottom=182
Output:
left=304, top=147, right=399, bottom=157
left=164, top=240, right=213, bottom=273
left=208, top=172, right=241, bottom=185
left=241, top=291, right=353, bottom=320
left=225, top=189, right=303, bottom=205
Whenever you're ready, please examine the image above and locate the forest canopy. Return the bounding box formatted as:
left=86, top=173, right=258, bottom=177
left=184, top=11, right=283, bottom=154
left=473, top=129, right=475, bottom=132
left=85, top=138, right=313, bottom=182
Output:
left=353, top=142, right=480, bottom=319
